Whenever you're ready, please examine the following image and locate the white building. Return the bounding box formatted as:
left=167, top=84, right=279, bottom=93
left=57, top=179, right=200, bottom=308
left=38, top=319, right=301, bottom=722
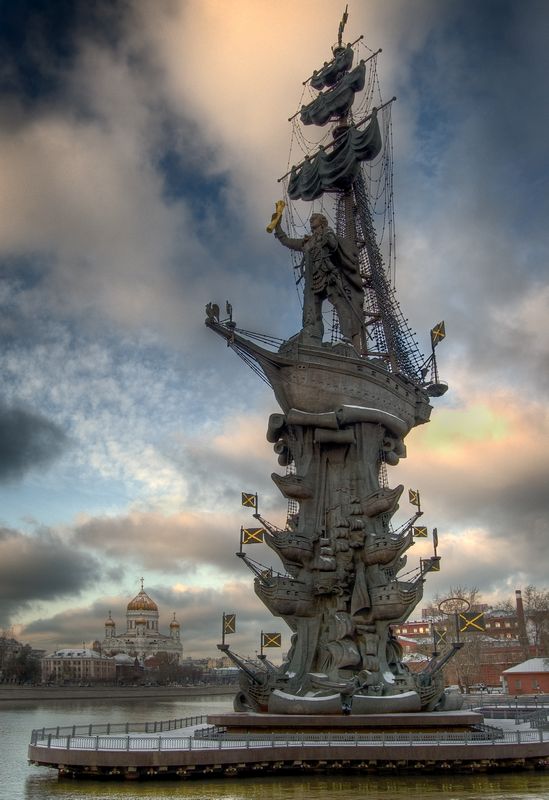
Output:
left=101, top=583, right=182, bottom=663
left=42, top=648, right=116, bottom=683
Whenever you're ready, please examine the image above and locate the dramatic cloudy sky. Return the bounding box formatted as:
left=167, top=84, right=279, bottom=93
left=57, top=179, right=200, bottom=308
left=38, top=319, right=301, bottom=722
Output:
left=1, top=0, right=548, bottom=659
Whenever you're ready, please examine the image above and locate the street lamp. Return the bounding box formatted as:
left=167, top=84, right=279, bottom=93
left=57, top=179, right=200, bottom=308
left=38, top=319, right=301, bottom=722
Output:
left=514, top=694, right=518, bottom=725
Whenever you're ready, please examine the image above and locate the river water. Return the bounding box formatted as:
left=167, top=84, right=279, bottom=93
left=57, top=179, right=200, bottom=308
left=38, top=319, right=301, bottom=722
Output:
left=2, top=695, right=549, bottom=800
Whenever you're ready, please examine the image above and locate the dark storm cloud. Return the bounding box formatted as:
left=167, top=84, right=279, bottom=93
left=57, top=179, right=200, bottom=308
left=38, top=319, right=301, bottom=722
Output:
left=0, top=0, right=129, bottom=101
left=72, top=511, right=251, bottom=573
left=0, top=402, right=68, bottom=482
left=425, top=453, right=549, bottom=553
left=22, top=598, right=111, bottom=637
left=393, top=0, right=549, bottom=393
left=0, top=526, right=101, bottom=626
left=405, top=445, right=549, bottom=539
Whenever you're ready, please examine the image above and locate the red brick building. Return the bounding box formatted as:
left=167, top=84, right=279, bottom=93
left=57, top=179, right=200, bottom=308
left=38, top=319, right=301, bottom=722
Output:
left=502, top=658, right=549, bottom=695
left=394, top=591, right=535, bottom=690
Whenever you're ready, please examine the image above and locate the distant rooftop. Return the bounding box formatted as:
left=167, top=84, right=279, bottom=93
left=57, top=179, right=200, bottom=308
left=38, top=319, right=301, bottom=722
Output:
left=502, top=658, right=549, bottom=674
left=46, top=648, right=104, bottom=659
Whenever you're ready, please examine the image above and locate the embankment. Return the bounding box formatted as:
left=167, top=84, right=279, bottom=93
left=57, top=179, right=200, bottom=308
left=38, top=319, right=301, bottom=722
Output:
left=0, top=684, right=235, bottom=703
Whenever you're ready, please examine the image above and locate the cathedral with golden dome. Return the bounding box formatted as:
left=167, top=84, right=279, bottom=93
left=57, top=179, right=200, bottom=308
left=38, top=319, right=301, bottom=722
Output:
left=102, top=580, right=183, bottom=663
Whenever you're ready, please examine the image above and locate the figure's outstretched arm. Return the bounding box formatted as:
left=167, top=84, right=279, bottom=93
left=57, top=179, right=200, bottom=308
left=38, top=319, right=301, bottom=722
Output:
left=274, top=223, right=305, bottom=252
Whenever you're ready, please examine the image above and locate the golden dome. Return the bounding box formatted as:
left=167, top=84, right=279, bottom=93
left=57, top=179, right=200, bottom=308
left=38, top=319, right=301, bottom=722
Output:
left=105, top=611, right=115, bottom=626
left=127, top=589, right=158, bottom=613
left=170, top=613, right=180, bottom=629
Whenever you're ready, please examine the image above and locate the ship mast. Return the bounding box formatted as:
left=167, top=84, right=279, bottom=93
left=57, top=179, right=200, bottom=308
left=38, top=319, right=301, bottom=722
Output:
left=280, top=13, right=425, bottom=378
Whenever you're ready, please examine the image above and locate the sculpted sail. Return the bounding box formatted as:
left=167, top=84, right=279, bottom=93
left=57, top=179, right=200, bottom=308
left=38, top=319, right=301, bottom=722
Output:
left=287, top=113, right=382, bottom=200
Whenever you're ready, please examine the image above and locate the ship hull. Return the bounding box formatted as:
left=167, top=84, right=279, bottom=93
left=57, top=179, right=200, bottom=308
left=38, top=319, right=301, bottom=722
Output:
left=206, top=322, right=431, bottom=429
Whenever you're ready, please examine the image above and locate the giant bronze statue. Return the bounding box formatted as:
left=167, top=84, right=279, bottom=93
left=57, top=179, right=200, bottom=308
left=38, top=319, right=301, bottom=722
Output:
left=206, top=15, right=456, bottom=716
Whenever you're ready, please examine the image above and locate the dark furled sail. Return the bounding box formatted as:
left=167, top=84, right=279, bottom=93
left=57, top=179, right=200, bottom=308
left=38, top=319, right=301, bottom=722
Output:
left=288, top=111, right=382, bottom=201
left=310, top=44, right=354, bottom=90
left=301, top=62, right=366, bottom=126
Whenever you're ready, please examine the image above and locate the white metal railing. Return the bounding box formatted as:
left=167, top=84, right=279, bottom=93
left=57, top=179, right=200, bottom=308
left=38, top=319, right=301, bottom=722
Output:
left=463, top=696, right=549, bottom=710
left=30, top=714, right=209, bottom=741
left=30, top=727, right=547, bottom=753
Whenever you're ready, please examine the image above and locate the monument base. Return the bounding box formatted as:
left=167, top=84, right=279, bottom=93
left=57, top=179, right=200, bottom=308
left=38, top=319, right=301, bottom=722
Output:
left=207, top=709, right=484, bottom=734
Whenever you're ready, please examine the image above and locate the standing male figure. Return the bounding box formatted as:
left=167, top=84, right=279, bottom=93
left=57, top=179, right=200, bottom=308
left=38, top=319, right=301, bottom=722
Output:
left=274, top=213, right=365, bottom=350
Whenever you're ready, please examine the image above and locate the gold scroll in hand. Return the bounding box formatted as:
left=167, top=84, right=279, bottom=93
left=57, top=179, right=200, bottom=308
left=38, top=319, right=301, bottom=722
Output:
left=266, top=200, right=286, bottom=233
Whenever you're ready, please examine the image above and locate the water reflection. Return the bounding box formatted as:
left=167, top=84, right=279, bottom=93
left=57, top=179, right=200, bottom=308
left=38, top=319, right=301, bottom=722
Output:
left=24, top=771, right=549, bottom=800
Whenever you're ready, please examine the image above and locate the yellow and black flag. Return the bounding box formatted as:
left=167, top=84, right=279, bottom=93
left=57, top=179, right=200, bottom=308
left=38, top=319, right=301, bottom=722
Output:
left=434, top=628, right=447, bottom=648
left=409, top=488, right=421, bottom=508
left=413, top=526, right=428, bottom=538
left=223, top=613, right=236, bottom=634
left=262, top=632, right=282, bottom=648
left=421, top=556, right=441, bottom=573
left=241, top=492, right=257, bottom=508
left=459, top=611, right=485, bottom=633
left=430, top=321, right=446, bottom=349
left=242, top=527, right=265, bottom=544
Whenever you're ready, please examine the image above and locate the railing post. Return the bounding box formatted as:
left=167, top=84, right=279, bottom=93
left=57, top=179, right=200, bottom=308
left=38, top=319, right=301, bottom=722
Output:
left=126, top=736, right=130, bottom=751
left=95, top=736, right=99, bottom=751
left=67, top=736, right=71, bottom=751
left=47, top=734, right=51, bottom=748
left=517, top=730, right=522, bottom=744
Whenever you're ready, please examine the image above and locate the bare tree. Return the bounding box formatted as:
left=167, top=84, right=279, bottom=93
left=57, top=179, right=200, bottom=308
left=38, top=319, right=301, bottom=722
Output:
left=523, top=585, right=549, bottom=656
left=424, top=586, right=486, bottom=692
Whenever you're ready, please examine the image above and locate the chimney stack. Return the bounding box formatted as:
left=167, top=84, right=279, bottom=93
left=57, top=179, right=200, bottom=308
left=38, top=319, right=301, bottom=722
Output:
left=515, top=589, right=529, bottom=658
